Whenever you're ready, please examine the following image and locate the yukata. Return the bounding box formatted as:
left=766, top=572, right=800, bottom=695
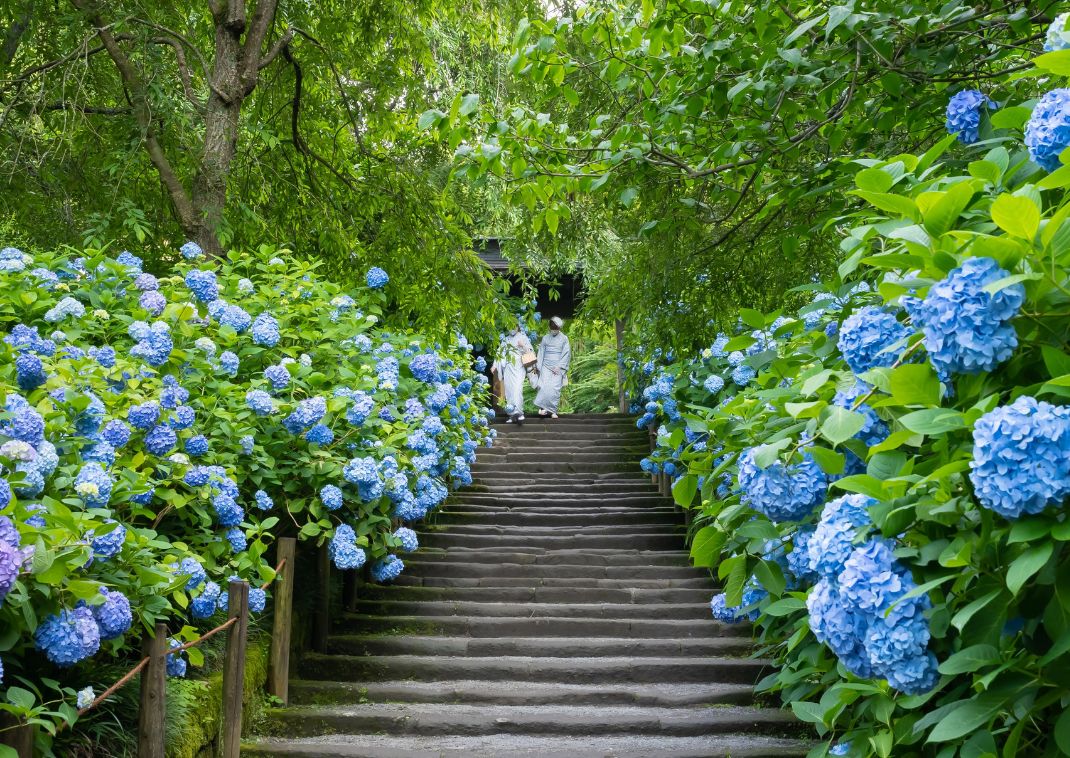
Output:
left=534, top=331, right=571, bottom=413
left=492, top=330, right=533, bottom=416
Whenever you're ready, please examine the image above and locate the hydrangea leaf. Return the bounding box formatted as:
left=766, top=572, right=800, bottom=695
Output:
left=820, top=406, right=866, bottom=446
left=899, top=408, right=966, bottom=436
left=1006, top=543, right=1054, bottom=596
left=1034, top=50, right=1070, bottom=76
left=889, top=364, right=941, bottom=406
left=689, top=525, right=726, bottom=568
left=991, top=194, right=1040, bottom=239
left=671, top=474, right=697, bottom=508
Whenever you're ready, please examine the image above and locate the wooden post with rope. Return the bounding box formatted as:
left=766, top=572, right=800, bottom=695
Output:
left=0, top=712, right=33, bottom=757
left=268, top=537, right=296, bottom=705
left=220, top=580, right=249, bottom=758
left=137, top=622, right=168, bottom=758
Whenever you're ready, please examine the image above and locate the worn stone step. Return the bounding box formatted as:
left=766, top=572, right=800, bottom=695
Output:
left=427, top=523, right=682, bottom=536
left=333, top=615, right=736, bottom=639
left=286, top=679, right=757, bottom=708
left=435, top=509, right=680, bottom=526
left=477, top=451, right=650, bottom=464
left=392, top=575, right=713, bottom=590
left=298, top=654, right=766, bottom=685
left=485, top=440, right=650, bottom=452
left=445, top=495, right=670, bottom=508
left=472, top=462, right=638, bottom=474
left=420, top=532, right=685, bottom=551
left=261, top=703, right=795, bottom=740
left=349, top=600, right=712, bottom=621
left=246, top=733, right=809, bottom=757
left=359, top=584, right=710, bottom=605
left=411, top=548, right=693, bottom=566
left=325, top=635, right=750, bottom=658
left=402, top=559, right=703, bottom=578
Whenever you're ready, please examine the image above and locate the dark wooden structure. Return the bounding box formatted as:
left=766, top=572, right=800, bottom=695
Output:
left=473, top=238, right=584, bottom=321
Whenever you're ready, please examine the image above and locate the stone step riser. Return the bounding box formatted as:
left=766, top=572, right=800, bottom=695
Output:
left=435, top=512, right=680, bottom=527
left=298, top=655, right=766, bottom=686
left=360, top=586, right=711, bottom=605
left=392, top=575, right=713, bottom=590
left=401, top=560, right=704, bottom=578
left=420, top=533, right=685, bottom=551
left=409, top=550, right=693, bottom=567
left=349, top=601, right=712, bottom=621
left=333, top=616, right=736, bottom=639
left=477, top=453, right=650, bottom=463
left=472, top=463, right=639, bottom=474
left=262, top=707, right=793, bottom=740
left=286, top=680, right=758, bottom=708
left=427, top=522, right=683, bottom=535
left=324, top=635, right=749, bottom=658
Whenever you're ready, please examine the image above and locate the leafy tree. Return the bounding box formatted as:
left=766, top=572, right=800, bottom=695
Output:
left=430, top=0, right=1056, bottom=349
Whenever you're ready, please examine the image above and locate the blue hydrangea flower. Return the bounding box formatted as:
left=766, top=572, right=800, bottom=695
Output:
left=328, top=525, right=366, bottom=570
left=409, top=353, right=439, bottom=383
left=282, top=396, right=326, bottom=435
left=219, top=304, right=251, bottom=332
left=808, top=494, right=875, bottom=578
left=90, top=520, right=125, bottom=559
left=184, top=269, right=219, bottom=303
left=0, top=539, right=23, bottom=601
left=191, top=581, right=221, bottom=619
left=737, top=446, right=827, bottom=522
left=75, top=463, right=113, bottom=507
left=1026, top=89, right=1070, bottom=171
left=4, top=399, right=45, bottom=446
left=904, top=257, right=1023, bottom=378
left=43, top=296, right=85, bottom=323
left=305, top=424, right=334, bottom=445
left=366, top=267, right=389, bottom=289
left=180, top=241, right=203, bottom=259
left=393, top=527, right=419, bottom=552
left=130, top=321, right=173, bottom=366
left=884, top=651, right=940, bottom=695
left=178, top=557, right=207, bottom=591
left=35, top=607, right=100, bottom=666
left=15, top=353, right=46, bottom=391
left=213, top=495, right=244, bottom=527
left=128, top=402, right=160, bottom=430
left=1046, top=13, right=1070, bottom=51
left=76, top=686, right=95, bottom=709
left=145, top=425, right=177, bottom=456
left=139, top=291, right=167, bottom=315
left=945, top=90, right=995, bottom=144
left=703, top=374, right=725, bottom=394
left=239, top=435, right=254, bottom=455
left=246, top=390, right=275, bottom=416
left=371, top=554, right=404, bottom=582
left=166, top=639, right=187, bottom=677
left=969, top=396, right=1070, bottom=519
left=710, top=593, right=745, bottom=623
left=225, top=527, right=247, bottom=553
left=251, top=313, right=280, bottom=347
left=731, top=364, right=755, bottom=386
left=92, top=587, right=132, bottom=640
left=838, top=539, right=914, bottom=616
left=254, top=490, right=273, bottom=511
left=169, top=406, right=196, bottom=430
left=219, top=351, right=239, bottom=376
left=806, top=578, right=874, bottom=678
left=264, top=364, right=290, bottom=391
left=135, top=273, right=158, bottom=291
left=185, top=435, right=209, bottom=457
left=320, top=484, right=343, bottom=510
left=838, top=306, right=910, bottom=374
left=343, top=456, right=384, bottom=501
left=184, top=466, right=211, bottom=487
left=249, top=588, right=266, bottom=613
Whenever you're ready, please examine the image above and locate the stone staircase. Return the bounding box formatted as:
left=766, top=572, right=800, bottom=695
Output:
left=246, top=414, right=805, bottom=757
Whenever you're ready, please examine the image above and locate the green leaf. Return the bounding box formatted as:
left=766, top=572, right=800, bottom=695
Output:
left=689, top=526, right=726, bottom=568
left=991, top=194, right=1041, bottom=239
left=808, top=445, right=845, bottom=476
left=1043, top=346, right=1070, bottom=379
left=951, top=589, right=1002, bottom=632
left=1035, top=50, right=1070, bottom=76
left=898, top=408, right=966, bottom=436
left=1055, top=704, right=1070, bottom=755
left=458, top=93, right=480, bottom=116
left=981, top=272, right=1041, bottom=296
left=831, top=474, right=886, bottom=499
left=989, top=106, right=1032, bottom=131
left=790, top=700, right=827, bottom=726
left=926, top=696, right=1004, bottom=743
left=417, top=109, right=442, bottom=130
left=619, top=187, right=639, bottom=207
left=820, top=406, right=866, bottom=446
left=852, top=191, right=919, bottom=219
left=763, top=597, right=806, bottom=617
left=672, top=474, right=698, bottom=508
left=922, top=182, right=974, bottom=237
left=754, top=559, right=786, bottom=597
left=855, top=168, right=893, bottom=193
left=889, top=364, right=940, bottom=406
left=937, top=644, right=999, bottom=675
left=6, top=687, right=35, bottom=710
left=753, top=438, right=791, bottom=468
left=1006, top=543, right=1054, bottom=595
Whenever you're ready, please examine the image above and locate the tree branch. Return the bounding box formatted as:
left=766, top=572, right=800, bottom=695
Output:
left=69, top=0, right=196, bottom=231
left=258, top=26, right=294, bottom=70
left=41, top=100, right=130, bottom=115
left=149, top=36, right=205, bottom=110
left=1, top=1, right=34, bottom=70
left=240, top=0, right=279, bottom=89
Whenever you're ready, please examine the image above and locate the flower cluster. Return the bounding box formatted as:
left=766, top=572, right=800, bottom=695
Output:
left=1025, top=89, right=1070, bottom=172
left=945, top=90, right=994, bottom=145
left=837, top=306, right=910, bottom=375
left=737, top=446, right=827, bottom=522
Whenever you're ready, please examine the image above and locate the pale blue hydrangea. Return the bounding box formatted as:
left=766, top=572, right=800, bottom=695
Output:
left=134, top=273, right=158, bottom=291
left=837, top=306, right=910, bottom=374
left=1025, top=89, right=1070, bottom=171
left=731, top=364, right=755, bottom=386
left=44, top=296, right=86, bottom=323
left=139, top=291, right=167, bottom=315
left=409, top=353, right=439, bottom=383
left=282, top=396, right=326, bottom=434
left=76, top=686, right=95, bottom=709
left=239, top=435, right=254, bottom=455
left=1046, top=13, right=1070, bottom=51
left=35, top=607, right=101, bottom=666
left=969, top=396, right=1070, bottom=519
left=328, top=525, right=366, bottom=570
left=305, top=424, right=334, bottom=445
left=219, top=351, right=239, bottom=376
left=393, top=527, right=419, bottom=552
left=246, top=390, right=274, bottom=416
left=249, top=588, right=266, bottom=613
left=90, top=520, right=125, bottom=559
left=0, top=540, right=23, bottom=602
left=92, top=587, right=132, bottom=640
left=703, top=374, right=725, bottom=394
left=786, top=526, right=817, bottom=584
left=145, top=425, right=177, bottom=456
left=184, top=269, right=219, bottom=302
left=904, top=257, right=1023, bottom=378
left=238, top=277, right=254, bottom=294
left=254, top=490, right=273, bottom=511
left=737, top=446, right=827, bottom=522
left=130, top=321, right=173, bottom=366
left=371, top=554, right=404, bottom=582
left=807, top=578, right=874, bottom=678
left=225, top=527, right=247, bottom=553
left=180, top=241, right=203, bottom=259
left=166, top=639, right=187, bottom=677
left=219, top=304, right=252, bottom=332
left=75, top=463, right=113, bottom=507
left=945, top=90, right=995, bottom=144
left=251, top=313, right=280, bottom=347
left=264, top=364, right=290, bottom=391
left=320, top=484, right=343, bottom=511
left=178, top=557, right=207, bottom=591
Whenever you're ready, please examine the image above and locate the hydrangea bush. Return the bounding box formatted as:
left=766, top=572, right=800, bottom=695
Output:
left=631, top=64, right=1070, bottom=754
left=0, top=244, right=493, bottom=741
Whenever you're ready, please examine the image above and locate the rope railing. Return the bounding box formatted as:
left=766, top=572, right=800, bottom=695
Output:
left=15, top=539, right=299, bottom=758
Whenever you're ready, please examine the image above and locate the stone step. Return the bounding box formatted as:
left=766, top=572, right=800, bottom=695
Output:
left=472, top=461, right=638, bottom=474
left=435, top=509, right=679, bottom=526
left=245, top=733, right=809, bottom=757
left=426, top=523, right=683, bottom=536
left=359, top=584, right=710, bottom=605
left=333, top=615, right=734, bottom=639
left=419, top=532, right=685, bottom=551
left=392, top=575, right=713, bottom=590
left=402, top=559, right=704, bottom=578
left=324, top=635, right=749, bottom=658
left=260, top=703, right=795, bottom=740
left=410, top=548, right=693, bottom=566
left=445, top=496, right=670, bottom=508
left=476, top=451, right=650, bottom=463
left=286, top=679, right=757, bottom=708
left=298, top=654, right=766, bottom=685
left=485, top=440, right=650, bottom=452
left=469, top=472, right=653, bottom=483
left=349, top=600, right=712, bottom=621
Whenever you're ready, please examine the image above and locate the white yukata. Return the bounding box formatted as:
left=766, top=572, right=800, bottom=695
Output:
left=492, top=330, right=533, bottom=416
left=535, top=331, right=571, bottom=413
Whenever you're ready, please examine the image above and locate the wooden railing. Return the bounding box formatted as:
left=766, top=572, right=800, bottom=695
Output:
left=1, top=537, right=298, bottom=758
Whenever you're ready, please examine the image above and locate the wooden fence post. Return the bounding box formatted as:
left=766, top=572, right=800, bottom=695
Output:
left=314, top=543, right=330, bottom=653
left=220, top=580, right=249, bottom=758
left=137, top=621, right=167, bottom=758
left=0, top=712, right=34, bottom=757
left=268, top=537, right=296, bottom=705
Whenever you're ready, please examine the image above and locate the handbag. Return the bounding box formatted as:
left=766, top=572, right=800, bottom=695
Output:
left=521, top=350, right=538, bottom=368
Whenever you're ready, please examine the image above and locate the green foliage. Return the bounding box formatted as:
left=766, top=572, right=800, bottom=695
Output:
left=637, top=92, right=1070, bottom=755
